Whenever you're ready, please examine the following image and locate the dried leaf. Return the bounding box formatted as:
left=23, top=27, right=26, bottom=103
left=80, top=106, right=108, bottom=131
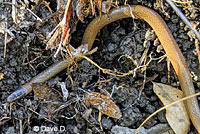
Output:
left=76, top=0, right=107, bottom=22
left=0, top=72, right=4, bottom=80
left=76, top=0, right=89, bottom=22
left=33, top=0, right=44, bottom=5
left=85, top=92, right=122, bottom=119
left=59, top=82, right=69, bottom=101
left=153, top=82, right=190, bottom=134
left=101, top=0, right=114, bottom=13
left=12, top=0, right=18, bottom=24
left=32, top=83, right=63, bottom=118
left=32, top=83, right=62, bottom=101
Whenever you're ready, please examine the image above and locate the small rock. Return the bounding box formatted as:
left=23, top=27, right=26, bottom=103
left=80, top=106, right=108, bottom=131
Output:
left=102, top=117, right=114, bottom=130
left=161, top=76, right=167, bottom=83
left=168, top=23, right=177, bottom=33
left=107, top=43, right=118, bottom=52
left=178, top=33, right=189, bottom=40
left=6, top=127, right=16, bottom=134
left=111, top=125, right=147, bottom=134
left=135, top=33, right=142, bottom=43
left=10, top=59, right=17, bottom=67
left=73, top=126, right=80, bottom=133
left=145, top=105, right=156, bottom=113
left=158, top=111, right=167, bottom=123
left=171, top=15, right=179, bottom=24
left=111, top=124, right=173, bottom=134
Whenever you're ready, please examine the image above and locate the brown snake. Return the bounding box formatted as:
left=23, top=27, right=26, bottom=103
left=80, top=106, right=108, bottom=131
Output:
left=7, top=5, right=200, bottom=132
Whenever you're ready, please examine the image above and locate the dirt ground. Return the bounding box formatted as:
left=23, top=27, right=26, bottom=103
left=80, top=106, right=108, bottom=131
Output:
left=0, top=0, right=200, bottom=134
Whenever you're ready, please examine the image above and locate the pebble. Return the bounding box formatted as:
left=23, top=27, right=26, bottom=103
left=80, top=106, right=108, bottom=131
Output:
left=107, top=43, right=118, bottom=52
left=111, top=124, right=173, bottom=134
left=158, top=111, right=167, bottom=123
left=102, top=117, right=114, bottom=130
left=145, top=104, right=156, bottom=113
left=135, top=33, right=142, bottom=43
left=6, top=127, right=16, bottom=134
left=10, top=59, right=17, bottom=67
left=171, top=15, right=179, bottom=24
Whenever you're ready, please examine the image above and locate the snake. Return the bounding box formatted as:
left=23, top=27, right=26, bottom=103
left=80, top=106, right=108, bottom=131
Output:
left=7, top=5, right=200, bottom=132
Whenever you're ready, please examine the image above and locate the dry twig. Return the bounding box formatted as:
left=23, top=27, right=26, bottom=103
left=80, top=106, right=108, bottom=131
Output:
left=166, top=0, right=200, bottom=40
left=136, top=92, right=200, bottom=133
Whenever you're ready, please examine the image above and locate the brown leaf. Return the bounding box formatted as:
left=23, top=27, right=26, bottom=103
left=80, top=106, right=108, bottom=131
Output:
left=32, top=83, right=63, bottom=118
left=0, top=72, right=4, bottom=80
left=32, top=83, right=62, bottom=101
left=85, top=92, right=122, bottom=119
left=76, top=0, right=107, bottom=22
left=76, top=0, right=89, bottom=22
left=153, top=82, right=190, bottom=134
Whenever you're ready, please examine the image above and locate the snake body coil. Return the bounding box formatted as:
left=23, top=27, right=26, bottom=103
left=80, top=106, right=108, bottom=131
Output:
left=7, top=5, right=200, bottom=132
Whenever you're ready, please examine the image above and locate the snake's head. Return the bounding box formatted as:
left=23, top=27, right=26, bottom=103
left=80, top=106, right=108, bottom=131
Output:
left=7, top=88, right=28, bottom=102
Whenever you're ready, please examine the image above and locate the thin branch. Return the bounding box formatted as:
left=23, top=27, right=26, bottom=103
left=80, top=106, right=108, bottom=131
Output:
left=166, top=0, right=200, bottom=41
